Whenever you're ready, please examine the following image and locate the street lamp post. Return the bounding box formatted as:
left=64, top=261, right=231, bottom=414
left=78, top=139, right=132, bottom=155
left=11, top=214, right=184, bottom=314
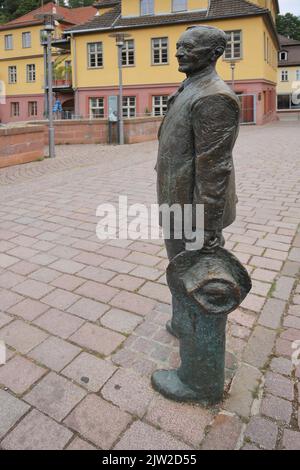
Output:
left=230, top=61, right=236, bottom=91
left=36, top=13, right=63, bottom=158
left=109, top=33, right=132, bottom=145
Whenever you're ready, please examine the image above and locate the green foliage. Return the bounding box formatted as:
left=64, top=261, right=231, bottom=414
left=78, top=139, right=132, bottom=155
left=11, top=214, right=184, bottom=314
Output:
left=68, top=0, right=94, bottom=6
left=276, top=13, right=300, bottom=41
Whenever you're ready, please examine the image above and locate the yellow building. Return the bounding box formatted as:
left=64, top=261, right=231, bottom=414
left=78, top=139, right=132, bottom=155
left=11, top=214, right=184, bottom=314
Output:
left=0, top=2, right=96, bottom=123
left=0, top=0, right=280, bottom=125
left=66, top=0, right=279, bottom=125
left=277, top=34, right=300, bottom=110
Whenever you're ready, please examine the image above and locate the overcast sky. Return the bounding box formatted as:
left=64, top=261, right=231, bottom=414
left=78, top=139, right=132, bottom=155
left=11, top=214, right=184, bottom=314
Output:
left=279, top=0, right=300, bottom=15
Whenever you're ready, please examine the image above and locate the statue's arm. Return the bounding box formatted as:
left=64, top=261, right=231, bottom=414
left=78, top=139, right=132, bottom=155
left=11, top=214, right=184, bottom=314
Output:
left=192, top=93, right=240, bottom=234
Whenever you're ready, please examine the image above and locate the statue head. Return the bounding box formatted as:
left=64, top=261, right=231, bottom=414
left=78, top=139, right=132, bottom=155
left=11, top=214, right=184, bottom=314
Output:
left=176, top=25, right=227, bottom=76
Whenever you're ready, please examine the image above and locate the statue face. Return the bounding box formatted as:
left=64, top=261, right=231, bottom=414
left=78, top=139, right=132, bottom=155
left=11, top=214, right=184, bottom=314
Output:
left=176, top=29, right=219, bottom=75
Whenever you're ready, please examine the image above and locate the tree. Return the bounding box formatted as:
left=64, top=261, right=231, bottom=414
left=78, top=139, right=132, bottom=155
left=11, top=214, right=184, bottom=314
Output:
left=276, top=13, right=300, bottom=41
left=68, top=0, right=95, bottom=6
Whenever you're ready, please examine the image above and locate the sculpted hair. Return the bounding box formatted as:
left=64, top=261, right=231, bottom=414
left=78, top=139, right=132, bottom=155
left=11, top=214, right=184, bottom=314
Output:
left=186, top=25, right=228, bottom=55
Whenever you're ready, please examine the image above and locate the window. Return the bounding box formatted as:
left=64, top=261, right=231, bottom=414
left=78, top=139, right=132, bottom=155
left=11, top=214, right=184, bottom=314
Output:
left=88, top=42, right=103, bottom=68
left=4, top=34, right=13, bottom=50
left=28, top=101, right=38, bottom=117
left=123, top=96, right=136, bottom=118
left=152, top=37, right=168, bottom=65
left=89, top=97, right=104, bottom=118
left=172, top=0, right=187, bottom=12
left=140, top=0, right=154, bottom=16
left=122, top=40, right=135, bottom=66
left=277, top=94, right=290, bottom=110
left=8, top=66, right=17, bottom=84
left=22, top=32, right=31, bottom=48
left=296, top=70, right=300, bottom=81
left=281, top=70, right=289, bottom=82
left=26, top=64, right=36, bottom=82
left=279, top=51, right=288, bottom=61
left=11, top=102, right=19, bottom=117
left=152, top=95, right=168, bottom=116
left=224, top=31, right=242, bottom=60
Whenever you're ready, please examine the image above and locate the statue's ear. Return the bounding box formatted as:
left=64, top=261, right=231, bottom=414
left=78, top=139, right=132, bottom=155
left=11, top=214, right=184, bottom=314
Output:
left=214, top=46, right=225, bottom=59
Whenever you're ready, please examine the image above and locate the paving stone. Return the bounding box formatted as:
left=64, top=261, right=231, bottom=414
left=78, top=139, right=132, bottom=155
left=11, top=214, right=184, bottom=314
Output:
left=73, top=252, right=106, bottom=267
left=130, top=266, right=162, bottom=281
left=280, top=328, right=300, bottom=341
left=69, top=322, right=124, bottom=356
left=0, top=389, right=30, bottom=439
left=0, top=311, right=13, bottom=328
left=10, top=260, right=39, bottom=275
left=110, top=291, right=156, bottom=316
left=282, top=429, right=300, bottom=450
left=49, top=259, right=85, bottom=274
left=138, top=281, right=172, bottom=303
left=101, top=258, right=136, bottom=274
left=251, top=279, right=271, bottom=297
left=243, top=326, right=277, bottom=368
left=1, top=409, right=73, bottom=450
left=29, top=336, right=81, bottom=372
left=288, top=248, right=300, bottom=262
left=0, top=355, right=46, bottom=394
left=29, top=267, right=61, bottom=283
left=41, top=289, right=80, bottom=311
left=146, top=394, right=212, bottom=447
left=240, top=294, right=265, bottom=313
left=101, top=308, right=142, bottom=334
left=228, top=309, right=256, bottom=328
left=101, top=368, right=154, bottom=418
left=282, top=261, right=300, bottom=277
left=224, top=363, right=262, bottom=418
left=288, top=305, right=300, bottom=317
left=67, top=297, right=109, bottom=321
left=265, top=372, right=294, bottom=401
left=0, top=320, right=48, bottom=354
left=34, top=309, right=84, bottom=339
left=0, top=271, right=25, bottom=289
left=24, top=372, right=86, bottom=422
left=260, top=394, right=292, bottom=423
left=0, top=253, right=19, bottom=268
left=75, top=281, right=119, bottom=303
left=275, top=338, right=293, bottom=357
left=245, top=416, right=278, bottom=450
left=13, top=279, right=55, bottom=300
left=258, top=298, right=286, bottom=329
left=252, top=268, right=278, bottom=282
left=272, top=276, right=295, bottom=301
left=270, top=357, right=293, bottom=376
left=62, top=352, right=116, bottom=391
left=201, top=413, right=243, bottom=450
left=114, top=421, right=192, bottom=450
left=64, top=394, right=132, bottom=449
left=8, top=298, right=49, bottom=321
left=283, top=315, right=300, bottom=329
left=108, top=274, right=145, bottom=291
left=77, top=266, right=115, bottom=284
left=250, top=256, right=283, bottom=271
left=125, top=252, right=160, bottom=267
left=0, top=289, right=24, bottom=311
left=49, top=274, right=85, bottom=291
left=66, top=437, right=96, bottom=450
left=29, top=253, right=58, bottom=266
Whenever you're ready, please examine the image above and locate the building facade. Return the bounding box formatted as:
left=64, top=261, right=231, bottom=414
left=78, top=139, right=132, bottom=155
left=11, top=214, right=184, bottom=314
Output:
left=0, top=2, right=96, bottom=123
left=277, top=34, right=300, bottom=111
left=0, top=0, right=279, bottom=125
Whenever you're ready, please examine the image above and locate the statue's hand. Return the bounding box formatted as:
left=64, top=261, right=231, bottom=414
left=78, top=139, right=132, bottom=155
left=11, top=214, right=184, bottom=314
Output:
left=202, top=230, right=219, bottom=253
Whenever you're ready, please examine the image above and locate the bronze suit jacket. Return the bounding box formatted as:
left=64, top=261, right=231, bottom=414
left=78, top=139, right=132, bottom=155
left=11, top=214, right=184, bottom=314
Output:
left=156, top=70, right=240, bottom=232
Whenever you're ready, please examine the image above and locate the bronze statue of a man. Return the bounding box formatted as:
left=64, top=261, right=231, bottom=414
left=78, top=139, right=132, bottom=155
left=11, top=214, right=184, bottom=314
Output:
left=156, top=25, right=240, bottom=337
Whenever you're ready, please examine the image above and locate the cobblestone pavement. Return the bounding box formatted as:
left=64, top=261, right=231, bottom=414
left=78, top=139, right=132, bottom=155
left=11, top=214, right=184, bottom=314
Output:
left=0, top=121, right=300, bottom=450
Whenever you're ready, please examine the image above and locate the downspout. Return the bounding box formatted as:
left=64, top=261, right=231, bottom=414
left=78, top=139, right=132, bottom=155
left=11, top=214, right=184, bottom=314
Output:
left=71, top=33, right=78, bottom=117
